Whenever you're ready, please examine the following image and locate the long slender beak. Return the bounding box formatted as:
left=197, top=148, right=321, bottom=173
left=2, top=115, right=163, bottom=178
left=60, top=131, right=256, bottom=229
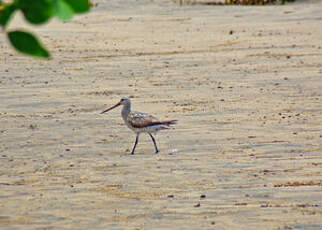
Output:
left=101, top=102, right=121, bottom=114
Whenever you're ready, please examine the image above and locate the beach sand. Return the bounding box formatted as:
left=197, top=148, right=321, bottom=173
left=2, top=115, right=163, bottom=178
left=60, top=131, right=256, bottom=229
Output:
left=1, top=0, right=321, bottom=229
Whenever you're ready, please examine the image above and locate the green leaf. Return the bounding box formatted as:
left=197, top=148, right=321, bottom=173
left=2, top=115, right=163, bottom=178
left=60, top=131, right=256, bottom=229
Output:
left=55, top=0, right=74, bottom=21
left=8, top=30, right=50, bottom=58
left=64, top=0, right=90, bottom=14
left=0, top=4, right=16, bottom=28
left=14, top=0, right=55, bottom=24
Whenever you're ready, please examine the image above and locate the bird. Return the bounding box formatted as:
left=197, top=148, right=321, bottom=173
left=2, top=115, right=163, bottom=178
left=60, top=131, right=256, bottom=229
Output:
left=101, top=97, right=177, bottom=155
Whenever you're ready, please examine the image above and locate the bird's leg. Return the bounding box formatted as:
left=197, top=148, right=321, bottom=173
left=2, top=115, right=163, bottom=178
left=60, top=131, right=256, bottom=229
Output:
left=131, top=134, right=139, bottom=155
left=148, top=133, right=159, bottom=154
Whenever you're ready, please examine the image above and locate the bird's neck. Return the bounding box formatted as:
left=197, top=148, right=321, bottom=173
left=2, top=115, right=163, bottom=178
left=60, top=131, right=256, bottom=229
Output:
left=121, top=102, right=131, bottom=118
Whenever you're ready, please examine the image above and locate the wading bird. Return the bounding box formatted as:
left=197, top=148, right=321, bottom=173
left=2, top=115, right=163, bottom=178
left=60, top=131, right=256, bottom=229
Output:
left=101, top=97, right=177, bottom=154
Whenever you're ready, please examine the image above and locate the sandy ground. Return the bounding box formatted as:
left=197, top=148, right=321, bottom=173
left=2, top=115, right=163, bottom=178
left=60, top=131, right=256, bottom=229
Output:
left=1, top=0, right=322, bottom=229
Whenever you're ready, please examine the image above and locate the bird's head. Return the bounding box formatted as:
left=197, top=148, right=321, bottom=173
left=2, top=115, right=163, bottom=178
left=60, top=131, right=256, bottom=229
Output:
left=100, top=97, right=131, bottom=114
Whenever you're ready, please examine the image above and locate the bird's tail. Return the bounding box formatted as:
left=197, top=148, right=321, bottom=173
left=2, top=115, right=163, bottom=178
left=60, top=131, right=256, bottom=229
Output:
left=146, top=120, right=178, bottom=130
left=146, top=120, right=177, bottom=131
left=161, top=120, right=178, bottom=126
left=158, top=120, right=178, bottom=129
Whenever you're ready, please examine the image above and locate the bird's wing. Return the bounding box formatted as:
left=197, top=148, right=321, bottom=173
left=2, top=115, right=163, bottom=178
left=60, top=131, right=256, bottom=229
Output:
left=127, top=111, right=159, bottom=128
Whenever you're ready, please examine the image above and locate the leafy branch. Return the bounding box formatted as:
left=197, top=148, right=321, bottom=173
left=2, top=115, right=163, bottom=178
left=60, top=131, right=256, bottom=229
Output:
left=0, top=0, right=90, bottom=58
